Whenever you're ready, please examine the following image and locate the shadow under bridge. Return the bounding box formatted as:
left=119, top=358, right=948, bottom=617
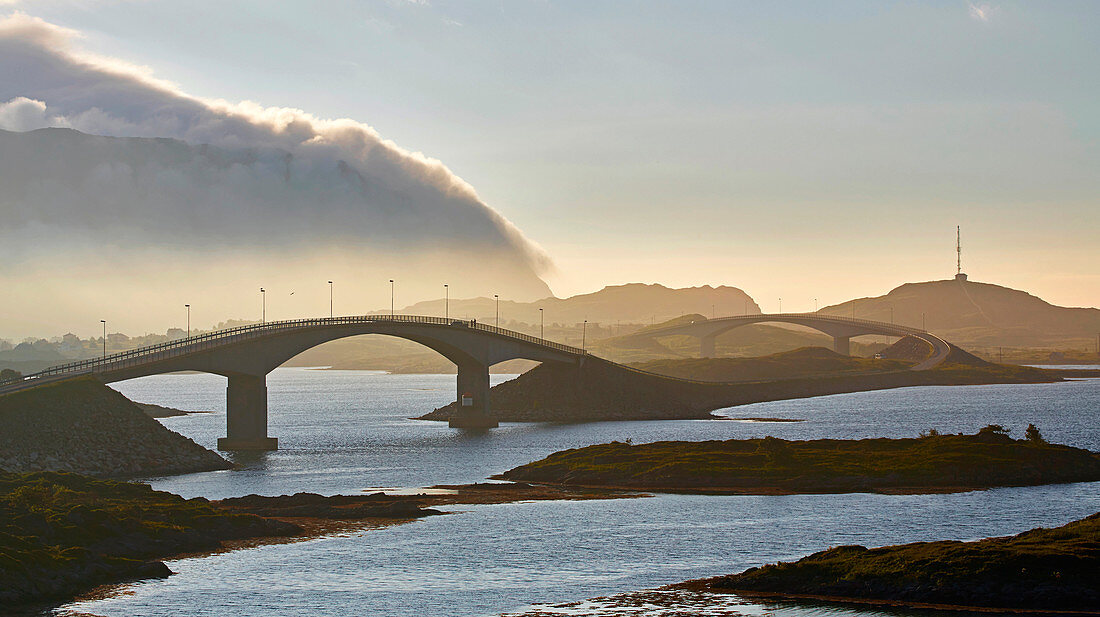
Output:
left=1, top=316, right=587, bottom=450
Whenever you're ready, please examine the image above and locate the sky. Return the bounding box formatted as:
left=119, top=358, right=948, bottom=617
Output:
left=1, top=0, right=1098, bottom=338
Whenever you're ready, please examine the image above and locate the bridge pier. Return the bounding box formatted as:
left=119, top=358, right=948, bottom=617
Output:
left=449, top=361, right=498, bottom=429
left=833, top=336, right=851, bottom=356
left=699, top=334, right=717, bottom=358
left=217, top=373, right=278, bottom=450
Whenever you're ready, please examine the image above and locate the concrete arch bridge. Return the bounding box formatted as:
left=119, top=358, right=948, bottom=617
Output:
left=629, top=313, right=950, bottom=369
left=0, top=315, right=588, bottom=449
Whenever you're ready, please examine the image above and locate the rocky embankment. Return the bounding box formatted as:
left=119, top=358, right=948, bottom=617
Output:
left=217, top=492, right=443, bottom=519
left=0, top=377, right=231, bottom=477
left=0, top=472, right=299, bottom=607
left=136, top=402, right=205, bottom=418
left=419, top=349, right=1060, bottom=424
left=678, top=512, right=1100, bottom=612
left=500, top=426, right=1100, bottom=494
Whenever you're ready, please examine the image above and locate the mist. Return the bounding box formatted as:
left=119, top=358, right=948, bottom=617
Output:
left=0, top=13, right=553, bottom=338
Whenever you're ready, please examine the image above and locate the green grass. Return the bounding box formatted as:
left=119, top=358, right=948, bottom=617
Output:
left=699, top=512, right=1100, bottom=611
left=502, top=429, right=1100, bottom=493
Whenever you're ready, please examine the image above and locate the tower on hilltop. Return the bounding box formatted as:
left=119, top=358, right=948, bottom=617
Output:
left=955, top=225, right=968, bottom=282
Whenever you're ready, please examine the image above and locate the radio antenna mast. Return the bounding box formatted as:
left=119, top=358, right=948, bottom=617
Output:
left=954, top=226, right=968, bottom=281
left=956, top=225, right=961, bottom=276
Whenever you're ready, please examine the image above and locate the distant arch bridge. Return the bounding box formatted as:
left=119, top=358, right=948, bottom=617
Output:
left=628, top=313, right=950, bottom=369
left=0, top=315, right=589, bottom=449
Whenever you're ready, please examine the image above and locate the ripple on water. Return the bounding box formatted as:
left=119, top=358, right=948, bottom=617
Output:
left=50, top=368, right=1100, bottom=617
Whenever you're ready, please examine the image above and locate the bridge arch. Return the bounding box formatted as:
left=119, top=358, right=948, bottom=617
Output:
left=634, top=313, right=949, bottom=365
left=1, top=316, right=586, bottom=450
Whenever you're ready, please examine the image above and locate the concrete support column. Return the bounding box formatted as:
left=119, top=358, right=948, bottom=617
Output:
left=699, top=334, right=717, bottom=358
left=450, top=361, right=497, bottom=429
left=218, top=373, right=278, bottom=450
left=833, top=336, right=851, bottom=356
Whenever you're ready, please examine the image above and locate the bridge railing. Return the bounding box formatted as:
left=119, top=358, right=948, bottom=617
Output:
left=0, top=314, right=586, bottom=390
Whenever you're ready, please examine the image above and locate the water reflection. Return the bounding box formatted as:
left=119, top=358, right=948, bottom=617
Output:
left=49, top=369, right=1100, bottom=617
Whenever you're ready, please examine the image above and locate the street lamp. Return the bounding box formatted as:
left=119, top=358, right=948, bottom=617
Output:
left=444, top=284, right=449, bottom=319
left=494, top=294, right=499, bottom=328
left=100, top=320, right=106, bottom=360
left=260, top=288, right=266, bottom=324
left=779, top=298, right=782, bottom=314
left=389, top=280, right=394, bottom=317
left=814, top=298, right=818, bottom=312
left=582, top=319, right=587, bottom=352
left=328, top=281, right=333, bottom=318
left=539, top=308, right=544, bottom=340
left=185, top=304, right=190, bottom=338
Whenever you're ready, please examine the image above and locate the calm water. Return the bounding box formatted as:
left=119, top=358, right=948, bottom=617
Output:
left=52, top=368, right=1100, bottom=617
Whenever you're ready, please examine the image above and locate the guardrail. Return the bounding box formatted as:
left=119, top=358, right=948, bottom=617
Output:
left=0, top=314, right=587, bottom=391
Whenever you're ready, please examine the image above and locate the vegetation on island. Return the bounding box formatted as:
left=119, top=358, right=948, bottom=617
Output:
left=680, top=512, right=1100, bottom=612
left=0, top=471, right=299, bottom=606
left=500, top=425, right=1100, bottom=494
left=0, top=471, right=644, bottom=608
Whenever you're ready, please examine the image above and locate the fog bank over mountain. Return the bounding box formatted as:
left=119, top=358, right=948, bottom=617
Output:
left=399, top=283, right=761, bottom=326
left=0, top=13, right=552, bottom=337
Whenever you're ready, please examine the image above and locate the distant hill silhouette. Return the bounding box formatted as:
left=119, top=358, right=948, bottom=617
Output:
left=821, top=279, right=1100, bottom=347
left=396, top=283, right=761, bottom=326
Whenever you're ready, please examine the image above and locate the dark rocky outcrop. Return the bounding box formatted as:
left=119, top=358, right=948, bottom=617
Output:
left=679, top=512, right=1100, bottom=612
left=419, top=354, right=1060, bottom=424
left=136, top=402, right=205, bottom=418
left=216, top=492, right=443, bottom=519
left=0, top=472, right=299, bottom=607
left=500, top=429, right=1100, bottom=494
left=0, top=377, right=231, bottom=477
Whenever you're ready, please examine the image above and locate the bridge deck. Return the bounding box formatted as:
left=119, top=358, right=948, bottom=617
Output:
left=631, top=312, right=951, bottom=371
left=0, top=315, right=586, bottom=395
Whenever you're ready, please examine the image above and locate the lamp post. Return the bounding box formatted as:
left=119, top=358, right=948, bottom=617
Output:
left=185, top=304, right=190, bottom=338
left=260, top=288, right=266, bottom=324
left=494, top=294, right=499, bottom=328
left=779, top=298, right=782, bottom=314
left=328, top=281, right=333, bottom=318
left=389, top=280, right=394, bottom=317
left=582, top=319, right=587, bottom=352
left=444, top=284, right=449, bottom=319
left=100, top=320, right=106, bottom=360
left=814, top=298, right=818, bottom=312
left=539, top=308, right=544, bottom=340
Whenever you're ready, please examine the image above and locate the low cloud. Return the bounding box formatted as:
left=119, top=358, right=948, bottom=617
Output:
left=0, top=12, right=552, bottom=307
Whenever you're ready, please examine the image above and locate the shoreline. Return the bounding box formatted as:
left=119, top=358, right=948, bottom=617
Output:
left=672, top=512, right=1100, bottom=615
left=670, top=586, right=1100, bottom=616
left=499, top=432, right=1100, bottom=495
left=485, top=477, right=1100, bottom=496
left=20, top=481, right=648, bottom=613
